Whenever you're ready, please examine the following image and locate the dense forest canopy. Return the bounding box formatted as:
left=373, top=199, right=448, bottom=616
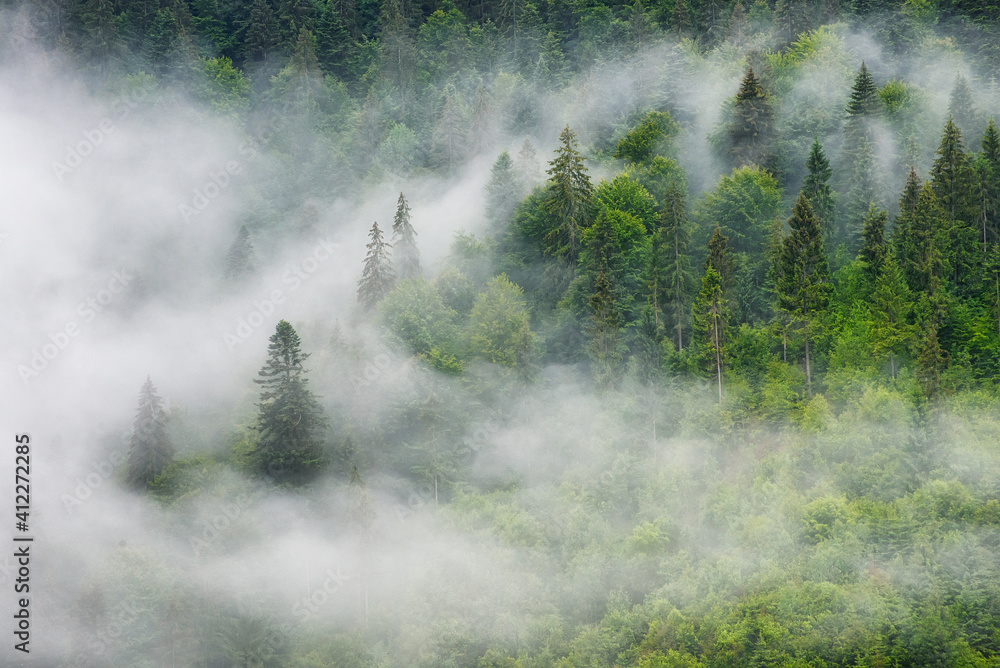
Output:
left=6, top=0, right=1000, bottom=665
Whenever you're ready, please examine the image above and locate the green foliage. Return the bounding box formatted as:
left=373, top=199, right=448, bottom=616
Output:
left=592, top=173, right=659, bottom=232
left=465, top=274, right=536, bottom=368
left=613, top=110, right=680, bottom=164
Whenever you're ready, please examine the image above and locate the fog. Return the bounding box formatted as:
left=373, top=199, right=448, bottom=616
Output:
left=1, top=2, right=1000, bottom=666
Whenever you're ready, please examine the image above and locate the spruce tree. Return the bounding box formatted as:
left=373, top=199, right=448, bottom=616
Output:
left=844, top=138, right=880, bottom=253
left=357, top=222, right=395, bottom=310
left=931, top=117, right=978, bottom=293
left=978, top=120, right=1000, bottom=252
left=705, top=226, right=736, bottom=294
left=727, top=68, right=775, bottom=170
left=692, top=263, right=727, bottom=402
left=776, top=193, right=830, bottom=395
left=242, top=0, right=278, bottom=62
left=773, top=0, right=809, bottom=45
left=589, top=267, right=623, bottom=388
left=949, top=74, right=979, bottom=148
left=902, top=183, right=948, bottom=294
left=253, top=320, right=327, bottom=484
left=431, top=90, right=467, bottom=172
left=803, top=140, right=836, bottom=240
left=843, top=61, right=880, bottom=163
left=728, top=0, right=748, bottom=45
left=892, top=168, right=922, bottom=263
left=391, top=192, right=421, bottom=280
left=315, top=2, right=354, bottom=79
left=870, top=254, right=911, bottom=379
left=125, top=377, right=175, bottom=489
left=659, top=183, right=695, bottom=351
left=859, top=203, right=888, bottom=282
left=485, top=150, right=521, bottom=236
left=544, top=125, right=592, bottom=260
left=225, top=224, right=256, bottom=281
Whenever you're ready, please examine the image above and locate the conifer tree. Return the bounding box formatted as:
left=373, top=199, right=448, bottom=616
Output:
left=544, top=125, right=592, bottom=260
left=673, top=0, right=692, bottom=38
left=431, top=90, right=467, bottom=172
left=242, top=0, right=278, bottom=62
left=727, top=68, right=775, bottom=170
left=773, top=0, right=809, bottom=44
left=977, top=120, right=1000, bottom=252
left=728, top=0, right=748, bottom=45
left=803, top=140, right=836, bottom=240
left=843, top=61, right=880, bottom=162
left=870, top=254, right=911, bottom=379
left=517, top=138, right=540, bottom=186
left=253, top=320, right=327, bottom=484
left=659, top=183, right=695, bottom=351
left=485, top=150, right=521, bottom=236
left=589, top=267, right=623, bottom=388
left=986, top=243, right=1000, bottom=338
left=125, top=377, right=175, bottom=489
left=391, top=192, right=421, bottom=280
left=931, top=117, right=978, bottom=293
left=776, top=193, right=830, bottom=395
left=892, top=168, right=922, bottom=262
left=315, top=2, right=354, bottom=79
left=901, top=183, right=948, bottom=294
left=859, top=203, right=888, bottom=282
left=949, top=74, right=979, bottom=147
left=705, top=226, right=736, bottom=295
left=225, top=224, right=256, bottom=281
left=916, top=320, right=947, bottom=399
left=844, top=138, right=880, bottom=253
left=692, top=263, right=727, bottom=402
left=357, top=222, right=395, bottom=310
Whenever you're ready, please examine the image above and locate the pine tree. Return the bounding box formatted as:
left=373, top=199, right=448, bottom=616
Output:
left=949, top=74, right=979, bottom=148
left=916, top=319, right=947, bottom=399
left=242, top=0, right=278, bottom=62
left=727, top=68, right=775, bottom=170
left=253, top=320, right=327, bottom=484
left=659, top=182, right=695, bottom=351
left=430, top=90, right=467, bottom=172
left=380, top=0, right=417, bottom=115
left=357, top=222, right=395, bottom=310
left=315, top=3, right=354, bottom=79
left=773, top=0, right=809, bottom=45
left=673, top=0, right=692, bottom=38
left=978, top=120, right=1000, bottom=252
left=225, top=224, right=256, bottom=281
left=391, top=192, right=421, bottom=280
left=843, top=61, right=880, bottom=162
left=589, top=267, right=623, bottom=388
left=705, top=226, right=736, bottom=294
left=844, top=137, right=880, bottom=252
left=859, top=203, right=888, bottom=282
left=485, top=150, right=521, bottom=236
left=803, top=140, right=836, bottom=240
left=544, top=125, right=592, bottom=260
left=870, top=253, right=911, bottom=379
left=125, top=377, right=175, bottom=489
left=902, top=183, right=948, bottom=294
left=692, top=263, right=727, bottom=402
left=892, top=167, right=922, bottom=263
left=776, top=193, right=830, bottom=395
left=931, top=117, right=978, bottom=293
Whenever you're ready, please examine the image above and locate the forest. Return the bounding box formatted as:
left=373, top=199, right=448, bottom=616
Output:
left=5, top=0, right=1000, bottom=665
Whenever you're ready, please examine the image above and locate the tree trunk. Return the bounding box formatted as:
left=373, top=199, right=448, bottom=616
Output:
left=782, top=329, right=787, bottom=362
left=804, top=331, right=812, bottom=396
left=714, top=314, right=722, bottom=403
left=890, top=351, right=896, bottom=380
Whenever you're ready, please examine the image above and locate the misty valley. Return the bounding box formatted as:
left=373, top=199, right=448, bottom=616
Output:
left=5, top=0, right=1000, bottom=666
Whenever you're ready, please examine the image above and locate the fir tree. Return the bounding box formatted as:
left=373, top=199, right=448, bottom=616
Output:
left=892, top=167, right=922, bottom=263
left=776, top=193, right=830, bottom=395
left=125, top=377, right=174, bottom=489
left=931, top=117, right=978, bottom=293
left=902, top=183, right=948, bottom=294
left=803, top=140, right=836, bottom=240
left=916, top=319, right=947, bottom=399
left=773, top=0, right=809, bottom=45
left=589, top=267, right=623, bottom=388
left=844, top=138, right=879, bottom=253
left=705, top=226, right=736, bottom=294
left=870, top=253, right=911, bottom=379
left=242, top=0, right=278, bottom=62
left=727, top=68, right=775, bottom=170
left=949, top=74, right=979, bottom=148
left=315, top=3, right=354, bottom=79
left=225, top=224, right=256, bottom=281
left=544, top=125, right=592, bottom=260
left=252, top=320, right=327, bottom=484
left=843, top=61, right=880, bottom=162
left=859, top=203, right=888, bottom=282
left=485, top=150, right=521, bottom=236
left=673, top=0, right=692, bottom=38
left=391, top=192, right=421, bottom=280
left=978, top=120, right=1000, bottom=251
left=659, top=182, right=695, bottom=351
left=357, top=222, right=396, bottom=310
left=692, top=263, right=727, bottom=402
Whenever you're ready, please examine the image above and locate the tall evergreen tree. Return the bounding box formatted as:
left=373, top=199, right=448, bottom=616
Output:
left=773, top=0, right=810, bottom=45
left=252, top=321, right=327, bottom=484
left=892, top=167, right=922, bottom=263
left=776, top=193, right=830, bottom=395
left=977, top=119, right=1000, bottom=252
left=870, top=253, right=911, bottom=379
left=727, top=67, right=775, bottom=170
left=692, top=263, right=727, bottom=402
left=242, top=0, right=278, bottom=62
left=901, top=183, right=948, bottom=294
left=803, top=140, right=836, bottom=240
left=517, top=138, right=540, bottom=186
left=930, top=117, right=978, bottom=293
left=658, top=183, right=695, bottom=351
left=843, top=61, right=881, bottom=163
left=588, top=267, right=623, bottom=388
left=357, top=221, right=396, bottom=310
left=672, top=0, right=692, bottom=37
left=125, top=377, right=175, bottom=489
left=544, top=125, right=592, bottom=260
left=225, top=224, right=257, bottom=281
left=844, top=138, right=880, bottom=253
left=315, top=1, right=355, bottom=79
left=391, top=192, right=421, bottom=280
left=705, top=226, right=736, bottom=295
left=431, top=89, right=467, bottom=172
left=859, top=203, right=888, bottom=282
left=949, top=74, right=979, bottom=148
left=485, top=150, right=521, bottom=236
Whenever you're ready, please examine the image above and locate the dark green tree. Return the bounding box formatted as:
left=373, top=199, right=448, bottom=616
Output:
left=843, top=61, right=881, bottom=162
left=692, top=263, right=727, bottom=402
left=391, top=192, right=421, bottom=280
left=776, top=193, right=831, bottom=395
left=252, top=320, right=327, bottom=484
left=544, top=125, right=593, bottom=260
left=315, top=1, right=355, bottom=79
left=844, top=137, right=880, bottom=253
left=773, top=0, right=810, bottom=44
left=976, top=119, right=1000, bottom=252
left=588, top=267, right=624, bottom=388
left=858, top=203, right=888, bottom=282
left=930, top=117, right=978, bottom=293
left=485, top=150, right=521, bottom=236
left=357, top=222, right=396, bottom=310
left=658, top=183, right=695, bottom=351
left=705, top=226, right=736, bottom=296
left=870, top=253, right=912, bottom=379
left=242, top=0, right=278, bottom=62
left=802, top=140, right=836, bottom=240
left=672, top=0, right=692, bottom=37
left=949, top=74, right=979, bottom=148
left=727, top=68, right=775, bottom=170
left=125, top=377, right=175, bottom=489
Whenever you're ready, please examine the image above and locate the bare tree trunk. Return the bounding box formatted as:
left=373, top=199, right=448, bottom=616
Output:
left=714, top=314, right=722, bottom=403
left=804, top=332, right=812, bottom=396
